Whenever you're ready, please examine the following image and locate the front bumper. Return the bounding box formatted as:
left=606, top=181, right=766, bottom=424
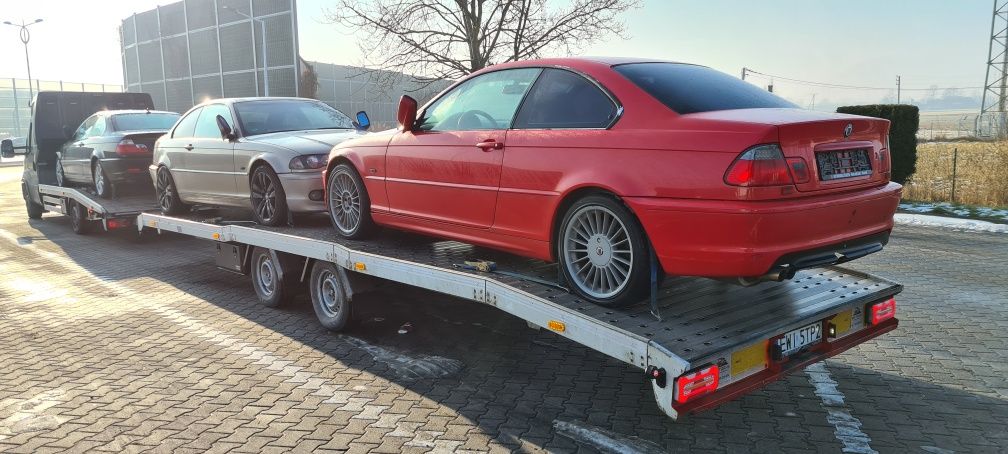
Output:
left=625, top=182, right=902, bottom=278
left=278, top=171, right=325, bottom=213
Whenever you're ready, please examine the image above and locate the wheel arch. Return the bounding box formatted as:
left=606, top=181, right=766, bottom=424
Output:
left=548, top=185, right=652, bottom=263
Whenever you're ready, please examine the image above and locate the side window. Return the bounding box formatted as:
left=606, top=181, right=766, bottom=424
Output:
left=513, top=69, right=618, bottom=129
left=74, top=115, right=96, bottom=141
left=194, top=104, right=233, bottom=139
left=417, top=68, right=541, bottom=131
left=172, top=107, right=202, bottom=138
left=87, top=116, right=107, bottom=137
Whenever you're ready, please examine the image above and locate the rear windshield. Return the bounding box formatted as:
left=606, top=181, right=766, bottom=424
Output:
left=110, top=113, right=180, bottom=131
left=614, top=63, right=796, bottom=114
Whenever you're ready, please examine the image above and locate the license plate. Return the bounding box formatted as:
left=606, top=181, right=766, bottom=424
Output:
left=817, top=148, right=872, bottom=181
left=776, top=322, right=823, bottom=357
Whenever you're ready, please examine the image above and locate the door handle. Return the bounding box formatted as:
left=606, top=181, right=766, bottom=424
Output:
left=475, top=140, right=503, bottom=152
left=76, top=142, right=84, bottom=147
left=185, top=144, right=194, bottom=151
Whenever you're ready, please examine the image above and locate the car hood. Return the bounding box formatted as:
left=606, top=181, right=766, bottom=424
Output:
left=244, top=129, right=367, bottom=154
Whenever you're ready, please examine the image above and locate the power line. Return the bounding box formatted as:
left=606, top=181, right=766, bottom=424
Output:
left=743, top=68, right=982, bottom=92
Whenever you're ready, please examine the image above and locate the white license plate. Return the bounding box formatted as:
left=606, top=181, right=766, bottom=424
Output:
left=776, top=322, right=823, bottom=357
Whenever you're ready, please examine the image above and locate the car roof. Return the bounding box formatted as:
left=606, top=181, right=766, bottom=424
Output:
left=193, top=97, right=320, bottom=107
left=486, top=56, right=700, bottom=69
left=98, top=109, right=178, bottom=116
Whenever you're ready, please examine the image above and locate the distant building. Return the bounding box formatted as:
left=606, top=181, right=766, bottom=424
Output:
left=120, top=0, right=447, bottom=125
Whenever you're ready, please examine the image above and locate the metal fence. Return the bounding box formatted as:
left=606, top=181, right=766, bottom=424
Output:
left=0, top=78, right=124, bottom=138
left=918, top=111, right=1008, bottom=140
left=903, top=141, right=1008, bottom=207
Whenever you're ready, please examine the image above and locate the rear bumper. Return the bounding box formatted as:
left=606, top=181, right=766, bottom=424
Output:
left=625, top=182, right=902, bottom=277
left=99, top=157, right=152, bottom=183
left=278, top=172, right=325, bottom=213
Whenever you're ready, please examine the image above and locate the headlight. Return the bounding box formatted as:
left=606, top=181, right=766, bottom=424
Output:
left=290, top=154, right=327, bottom=170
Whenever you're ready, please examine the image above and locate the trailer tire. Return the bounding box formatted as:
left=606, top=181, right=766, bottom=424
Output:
left=251, top=247, right=296, bottom=308
left=310, top=261, right=352, bottom=331
left=70, top=201, right=93, bottom=235
left=23, top=184, right=43, bottom=220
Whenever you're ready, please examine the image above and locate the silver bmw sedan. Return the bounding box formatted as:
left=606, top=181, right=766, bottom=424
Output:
left=150, top=97, right=369, bottom=226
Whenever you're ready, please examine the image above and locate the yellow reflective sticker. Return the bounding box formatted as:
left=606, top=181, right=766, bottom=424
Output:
left=212, top=232, right=220, bottom=240
left=731, top=340, right=768, bottom=377
left=831, top=309, right=853, bottom=336
left=354, top=262, right=367, bottom=272
left=547, top=320, right=566, bottom=333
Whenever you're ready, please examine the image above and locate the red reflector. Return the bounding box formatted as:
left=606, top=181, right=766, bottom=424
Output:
left=869, top=297, right=896, bottom=325
left=724, top=144, right=795, bottom=187
left=107, top=219, right=122, bottom=229
left=674, top=364, right=720, bottom=404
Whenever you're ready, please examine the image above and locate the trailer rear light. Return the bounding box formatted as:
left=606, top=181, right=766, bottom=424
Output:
left=107, top=219, right=125, bottom=229
left=724, top=144, right=794, bottom=187
left=674, top=364, right=719, bottom=403
left=868, top=297, right=896, bottom=325
left=116, top=139, right=149, bottom=155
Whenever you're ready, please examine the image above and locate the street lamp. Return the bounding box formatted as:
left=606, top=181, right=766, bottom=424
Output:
left=222, top=6, right=269, bottom=96
left=3, top=18, right=43, bottom=101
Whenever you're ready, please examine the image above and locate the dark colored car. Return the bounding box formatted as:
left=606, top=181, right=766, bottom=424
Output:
left=57, top=110, right=179, bottom=198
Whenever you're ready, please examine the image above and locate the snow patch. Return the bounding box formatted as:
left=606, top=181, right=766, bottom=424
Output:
left=894, top=213, right=1008, bottom=233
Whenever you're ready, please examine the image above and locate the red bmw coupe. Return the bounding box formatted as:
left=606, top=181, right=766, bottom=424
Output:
left=323, top=57, right=901, bottom=307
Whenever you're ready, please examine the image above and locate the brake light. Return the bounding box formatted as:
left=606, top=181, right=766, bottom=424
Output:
left=868, top=297, right=896, bottom=325
left=116, top=139, right=149, bottom=155
left=724, top=144, right=794, bottom=187
left=674, top=364, right=719, bottom=404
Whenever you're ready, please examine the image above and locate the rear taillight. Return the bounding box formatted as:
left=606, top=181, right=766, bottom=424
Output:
left=116, top=138, right=149, bottom=155
left=724, top=144, right=794, bottom=187
left=785, top=157, right=810, bottom=184
left=877, top=148, right=891, bottom=181
left=674, top=364, right=719, bottom=404
left=868, top=297, right=896, bottom=325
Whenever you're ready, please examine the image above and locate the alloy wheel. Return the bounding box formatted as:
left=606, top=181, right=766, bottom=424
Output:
left=251, top=170, right=277, bottom=223
left=562, top=205, right=634, bottom=300
left=94, top=163, right=105, bottom=195
left=328, top=169, right=362, bottom=235
left=56, top=160, right=65, bottom=187
left=156, top=168, right=173, bottom=211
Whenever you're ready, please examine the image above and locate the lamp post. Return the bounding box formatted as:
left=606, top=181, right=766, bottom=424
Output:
left=222, top=6, right=268, bottom=96
left=3, top=19, right=43, bottom=101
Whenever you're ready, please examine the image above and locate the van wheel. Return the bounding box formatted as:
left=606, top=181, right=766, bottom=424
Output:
left=310, top=261, right=352, bottom=331
left=70, top=201, right=93, bottom=235
left=23, top=184, right=43, bottom=220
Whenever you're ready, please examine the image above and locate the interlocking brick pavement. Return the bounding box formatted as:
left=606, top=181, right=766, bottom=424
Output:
left=0, top=167, right=1005, bottom=453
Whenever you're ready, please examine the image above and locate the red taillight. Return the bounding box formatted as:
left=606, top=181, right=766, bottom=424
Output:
left=116, top=138, right=149, bottom=155
left=868, top=297, right=896, bottom=325
left=877, top=148, right=891, bottom=181
left=724, top=144, right=794, bottom=187
left=785, top=157, right=810, bottom=184
left=674, top=364, right=720, bottom=404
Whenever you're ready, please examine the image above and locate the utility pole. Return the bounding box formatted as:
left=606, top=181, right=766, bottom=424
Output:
left=896, top=75, right=901, bottom=104
left=2, top=18, right=44, bottom=102
left=741, top=67, right=747, bottom=81
left=222, top=6, right=269, bottom=96
left=980, top=0, right=1008, bottom=137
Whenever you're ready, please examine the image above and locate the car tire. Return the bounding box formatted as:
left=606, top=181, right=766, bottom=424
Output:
left=70, top=200, right=93, bottom=235
left=251, top=247, right=297, bottom=308
left=93, top=160, right=114, bottom=199
left=55, top=157, right=66, bottom=187
left=250, top=165, right=289, bottom=227
left=23, top=184, right=43, bottom=220
left=327, top=163, right=375, bottom=239
left=557, top=194, right=651, bottom=307
left=156, top=166, right=187, bottom=215
left=310, top=261, right=352, bottom=332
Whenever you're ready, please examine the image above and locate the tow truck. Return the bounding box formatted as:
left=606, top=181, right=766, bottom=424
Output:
left=3, top=92, right=901, bottom=420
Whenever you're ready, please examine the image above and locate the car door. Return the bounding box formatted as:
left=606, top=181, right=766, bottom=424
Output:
left=385, top=67, right=541, bottom=228
left=158, top=107, right=201, bottom=200
left=62, top=115, right=95, bottom=181
left=187, top=104, right=238, bottom=204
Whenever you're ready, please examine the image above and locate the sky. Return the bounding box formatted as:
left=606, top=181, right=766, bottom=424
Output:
left=0, top=0, right=993, bottom=111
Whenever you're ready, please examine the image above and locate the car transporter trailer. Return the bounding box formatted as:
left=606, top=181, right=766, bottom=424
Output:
left=32, top=183, right=902, bottom=420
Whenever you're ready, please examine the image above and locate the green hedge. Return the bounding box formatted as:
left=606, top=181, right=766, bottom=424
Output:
left=836, top=104, right=919, bottom=184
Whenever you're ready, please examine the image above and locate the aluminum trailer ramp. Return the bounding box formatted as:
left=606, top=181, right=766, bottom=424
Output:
left=137, top=212, right=901, bottom=420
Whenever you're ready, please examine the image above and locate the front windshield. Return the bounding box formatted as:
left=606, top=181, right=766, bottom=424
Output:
left=110, top=113, right=181, bottom=131
left=234, top=100, right=354, bottom=136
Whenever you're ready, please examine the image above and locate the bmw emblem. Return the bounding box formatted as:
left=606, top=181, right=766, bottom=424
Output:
left=843, top=123, right=853, bottom=138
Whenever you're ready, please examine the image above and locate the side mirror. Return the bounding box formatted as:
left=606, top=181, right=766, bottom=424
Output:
left=397, top=95, right=418, bottom=132
left=1, top=139, right=13, bottom=159
left=216, top=115, right=236, bottom=141
left=353, top=111, right=371, bottom=131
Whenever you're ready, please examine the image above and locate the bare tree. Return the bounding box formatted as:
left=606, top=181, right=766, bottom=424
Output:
left=324, top=0, right=640, bottom=89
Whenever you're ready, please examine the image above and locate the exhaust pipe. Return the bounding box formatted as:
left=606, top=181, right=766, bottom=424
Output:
left=734, top=265, right=797, bottom=287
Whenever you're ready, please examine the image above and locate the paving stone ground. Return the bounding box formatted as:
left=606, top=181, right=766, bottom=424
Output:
left=0, top=167, right=1005, bottom=453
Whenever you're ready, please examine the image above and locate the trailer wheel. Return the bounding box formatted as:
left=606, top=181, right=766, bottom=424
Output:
left=70, top=201, right=93, bottom=235
left=22, top=184, right=43, bottom=220
left=251, top=247, right=295, bottom=307
left=310, top=262, right=352, bottom=331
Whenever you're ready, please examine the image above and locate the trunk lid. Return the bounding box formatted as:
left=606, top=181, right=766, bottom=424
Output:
left=775, top=114, right=890, bottom=193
